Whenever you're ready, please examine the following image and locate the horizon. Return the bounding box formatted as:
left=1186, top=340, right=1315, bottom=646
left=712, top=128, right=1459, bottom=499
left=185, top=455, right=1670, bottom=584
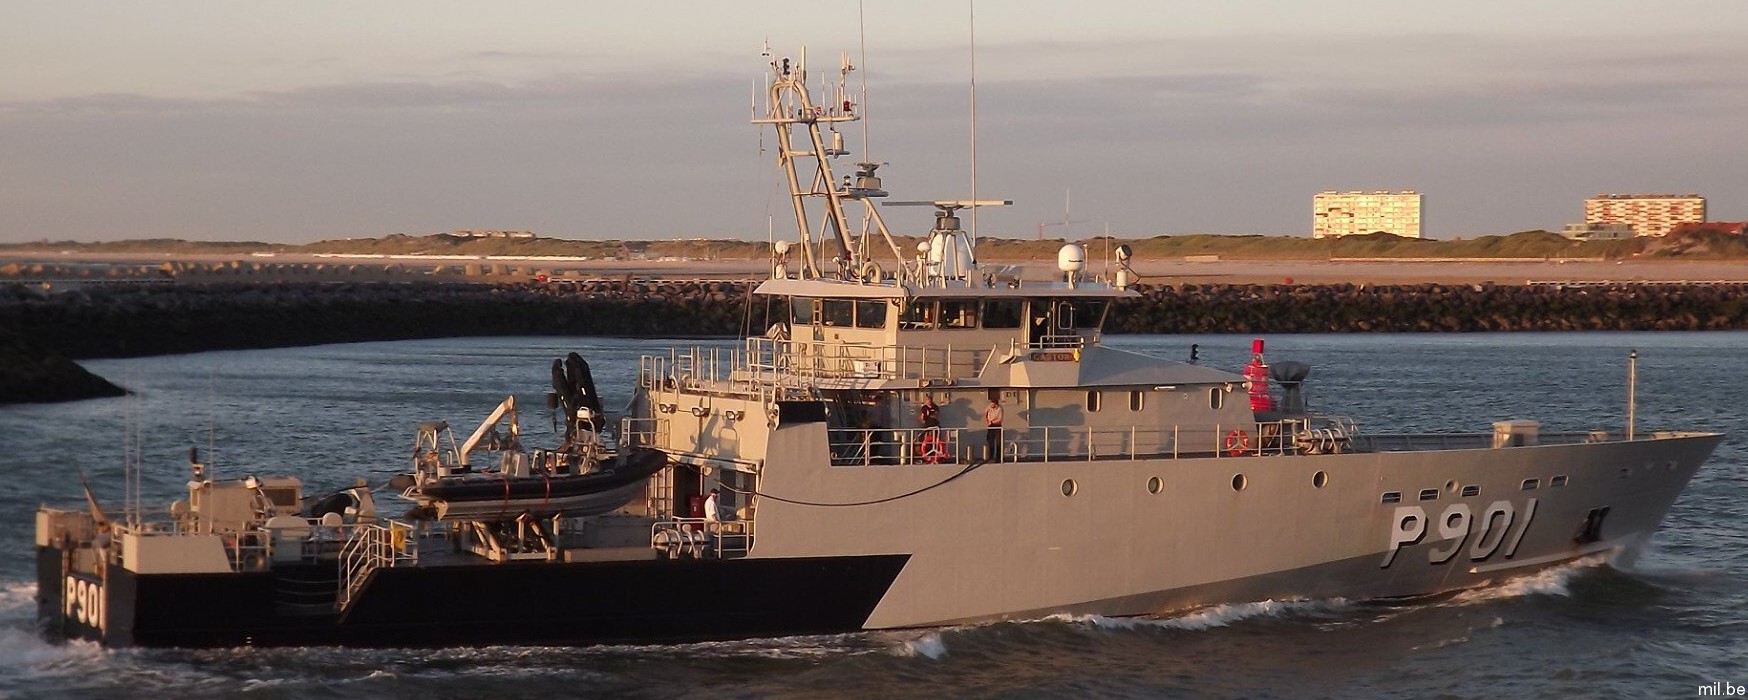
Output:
left=3, top=1, right=1746, bottom=244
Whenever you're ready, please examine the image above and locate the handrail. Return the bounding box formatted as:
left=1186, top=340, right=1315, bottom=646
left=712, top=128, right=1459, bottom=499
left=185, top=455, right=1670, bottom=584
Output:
left=827, top=419, right=1325, bottom=465
left=338, top=520, right=419, bottom=611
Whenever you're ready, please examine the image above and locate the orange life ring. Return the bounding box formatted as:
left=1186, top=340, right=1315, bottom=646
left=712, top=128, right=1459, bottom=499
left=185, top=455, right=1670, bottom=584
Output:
left=917, top=431, right=945, bottom=464
left=1224, top=429, right=1251, bottom=457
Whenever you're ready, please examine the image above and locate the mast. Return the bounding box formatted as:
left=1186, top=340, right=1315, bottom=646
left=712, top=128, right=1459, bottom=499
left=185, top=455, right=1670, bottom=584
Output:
left=753, top=50, right=861, bottom=280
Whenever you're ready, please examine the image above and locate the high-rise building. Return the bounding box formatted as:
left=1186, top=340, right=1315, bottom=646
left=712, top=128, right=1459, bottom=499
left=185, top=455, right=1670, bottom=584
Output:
left=1583, top=194, right=1705, bottom=237
left=1312, top=191, right=1422, bottom=239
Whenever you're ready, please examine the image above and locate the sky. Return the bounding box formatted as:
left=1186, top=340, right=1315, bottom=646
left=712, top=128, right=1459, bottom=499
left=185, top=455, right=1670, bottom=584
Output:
left=2, top=1, right=1745, bottom=243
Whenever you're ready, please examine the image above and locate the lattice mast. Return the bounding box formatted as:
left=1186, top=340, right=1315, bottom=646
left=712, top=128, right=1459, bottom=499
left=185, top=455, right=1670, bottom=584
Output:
left=755, top=47, right=912, bottom=282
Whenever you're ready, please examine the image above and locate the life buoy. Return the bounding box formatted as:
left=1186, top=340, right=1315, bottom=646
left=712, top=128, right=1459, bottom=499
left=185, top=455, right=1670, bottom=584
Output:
left=917, top=431, right=945, bottom=464
left=1224, top=429, right=1251, bottom=457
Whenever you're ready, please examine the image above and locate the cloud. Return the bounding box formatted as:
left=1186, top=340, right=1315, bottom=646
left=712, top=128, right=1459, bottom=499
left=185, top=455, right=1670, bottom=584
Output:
left=2, top=32, right=1745, bottom=242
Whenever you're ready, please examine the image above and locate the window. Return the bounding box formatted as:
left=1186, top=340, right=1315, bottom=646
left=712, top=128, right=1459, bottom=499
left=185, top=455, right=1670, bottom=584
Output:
left=1209, top=388, right=1225, bottom=410
left=900, top=299, right=936, bottom=329
left=854, top=300, right=888, bottom=329
left=1521, top=478, right=1540, bottom=490
left=1085, top=390, right=1101, bottom=412
left=1381, top=491, right=1402, bottom=504
left=1129, top=391, right=1144, bottom=412
left=982, top=299, right=1023, bottom=328
left=790, top=297, right=815, bottom=325
left=1070, top=300, right=1108, bottom=329
left=1551, top=475, right=1569, bottom=487
left=1461, top=484, right=1480, bottom=497
left=940, top=299, right=978, bottom=328
left=821, top=299, right=853, bottom=327
left=1418, top=488, right=1440, bottom=501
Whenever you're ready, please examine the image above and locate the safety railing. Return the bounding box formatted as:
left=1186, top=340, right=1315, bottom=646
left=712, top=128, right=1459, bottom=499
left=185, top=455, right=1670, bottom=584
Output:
left=1351, top=430, right=1620, bottom=453
left=619, top=416, right=669, bottom=449
left=828, top=419, right=1331, bottom=466
left=338, top=520, right=419, bottom=611
left=828, top=427, right=968, bottom=466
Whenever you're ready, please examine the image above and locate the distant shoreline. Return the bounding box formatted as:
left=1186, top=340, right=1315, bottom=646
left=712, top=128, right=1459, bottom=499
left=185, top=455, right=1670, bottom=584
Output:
left=7, top=249, right=1748, bottom=286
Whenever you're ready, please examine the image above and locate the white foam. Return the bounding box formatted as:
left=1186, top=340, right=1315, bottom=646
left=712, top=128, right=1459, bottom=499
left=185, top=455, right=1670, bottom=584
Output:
left=887, top=631, right=947, bottom=660
left=1447, top=554, right=1607, bottom=605
left=0, top=581, right=37, bottom=618
left=1050, top=597, right=1352, bottom=633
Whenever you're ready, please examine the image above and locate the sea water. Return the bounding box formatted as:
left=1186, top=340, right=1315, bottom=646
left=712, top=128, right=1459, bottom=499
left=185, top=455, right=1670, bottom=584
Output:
left=0, top=333, right=1743, bottom=699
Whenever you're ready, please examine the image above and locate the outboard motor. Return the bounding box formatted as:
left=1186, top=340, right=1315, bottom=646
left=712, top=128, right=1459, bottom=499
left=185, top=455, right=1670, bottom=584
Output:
left=1271, top=361, right=1312, bottom=414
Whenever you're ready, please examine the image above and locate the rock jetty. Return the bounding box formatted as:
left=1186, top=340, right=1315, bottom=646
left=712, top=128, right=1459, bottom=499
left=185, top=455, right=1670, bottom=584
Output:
left=1, top=280, right=1744, bottom=365
left=0, top=329, right=127, bottom=404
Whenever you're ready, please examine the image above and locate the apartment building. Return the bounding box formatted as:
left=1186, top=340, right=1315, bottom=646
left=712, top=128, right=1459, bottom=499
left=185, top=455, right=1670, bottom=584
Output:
left=1312, top=191, right=1422, bottom=239
left=1583, top=194, right=1705, bottom=237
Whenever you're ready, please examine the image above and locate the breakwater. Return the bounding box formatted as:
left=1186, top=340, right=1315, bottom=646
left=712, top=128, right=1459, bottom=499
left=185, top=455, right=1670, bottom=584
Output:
left=3, top=280, right=1746, bottom=361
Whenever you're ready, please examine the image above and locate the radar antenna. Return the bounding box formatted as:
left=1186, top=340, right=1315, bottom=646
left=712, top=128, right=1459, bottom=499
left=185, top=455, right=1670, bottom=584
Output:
left=884, top=199, right=1010, bottom=286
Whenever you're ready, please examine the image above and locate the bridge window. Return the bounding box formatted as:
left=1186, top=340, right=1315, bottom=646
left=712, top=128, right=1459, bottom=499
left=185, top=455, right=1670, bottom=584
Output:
left=821, top=299, right=853, bottom=327
left=982, top=299, right=1022, bottom=328
left=900, top=299, right=937, bottom=329
left=940, top=299, right=978, bottom=328
left=790, top=297, right=816, bottom=325
left=1070, top=300, right=1108, bottom=329
left=854, top=300, right=888, bottom=329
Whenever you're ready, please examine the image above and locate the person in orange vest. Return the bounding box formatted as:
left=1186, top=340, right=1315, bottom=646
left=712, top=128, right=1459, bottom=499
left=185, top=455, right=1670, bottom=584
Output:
left=1244, top=354, right=1275, bottom=412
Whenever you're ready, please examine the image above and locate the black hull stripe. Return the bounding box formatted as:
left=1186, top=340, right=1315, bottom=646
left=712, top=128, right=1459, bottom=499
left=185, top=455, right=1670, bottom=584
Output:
left=39, top=550, right=908, bottom=649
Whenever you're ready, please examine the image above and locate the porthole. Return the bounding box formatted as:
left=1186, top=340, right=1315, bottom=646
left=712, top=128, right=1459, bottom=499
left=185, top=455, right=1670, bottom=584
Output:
left=1061, top=479, right=1078, bottom=497
left=1312, top=471, right=1328, bottom=489
left=1147, top=476, right=1163, bottom=494
left=1231, top=473, right=1248, bottom=491
left=1445, top=480, right=1459, bottom=493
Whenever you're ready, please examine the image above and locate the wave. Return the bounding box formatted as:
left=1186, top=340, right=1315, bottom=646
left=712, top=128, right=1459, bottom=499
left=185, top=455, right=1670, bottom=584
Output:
left=1057, top=597, right=1355, bottom=633
left=1445, top=554, right=1608, bottom=605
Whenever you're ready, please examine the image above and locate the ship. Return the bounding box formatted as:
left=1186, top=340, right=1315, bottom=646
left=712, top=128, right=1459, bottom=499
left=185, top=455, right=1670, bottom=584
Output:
left=35, top=48, right=1722, bottom=648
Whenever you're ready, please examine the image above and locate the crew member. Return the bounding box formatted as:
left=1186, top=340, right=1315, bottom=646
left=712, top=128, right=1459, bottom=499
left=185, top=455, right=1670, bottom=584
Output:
left=984, top=398, right=1004, bottom=461
left=703, top=488, right=721, bottom=522
left=918, top=395, right=940, bottom=429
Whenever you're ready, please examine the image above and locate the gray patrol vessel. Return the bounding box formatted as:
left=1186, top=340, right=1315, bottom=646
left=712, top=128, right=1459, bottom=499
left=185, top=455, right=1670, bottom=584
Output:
left=34, top=48, right=1720, bottom=648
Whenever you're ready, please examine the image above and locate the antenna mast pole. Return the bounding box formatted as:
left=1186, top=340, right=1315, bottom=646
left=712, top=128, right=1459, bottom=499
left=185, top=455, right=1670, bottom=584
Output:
left=967, top=0, right=980, bottom=272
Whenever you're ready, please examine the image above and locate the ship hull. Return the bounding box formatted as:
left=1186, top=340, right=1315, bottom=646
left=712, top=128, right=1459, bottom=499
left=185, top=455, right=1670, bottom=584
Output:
left=747, top=429, right=1723, bottom=630
left=36, top=432, right=1720, bottom=648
